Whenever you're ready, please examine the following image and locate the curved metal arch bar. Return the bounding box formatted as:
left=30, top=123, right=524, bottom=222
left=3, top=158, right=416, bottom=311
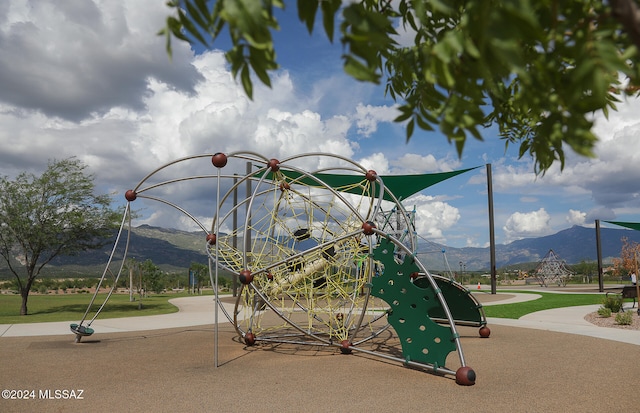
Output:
left=210, top=184, right=283, bottom=236
left=134, top=174, right=217, bottom=195
left=276, top=163, right=383, bottom=230
left=79, top=189, right=216, bottom=328
left=345, top=344, right=457, bottom=376
left=130, top=154, right=214, bottom=192
left=136, top=172, right=267, bottom=198
left=281, top=152, right=371, bottom=174
left=136, top=194, right=211, bottom=234
left=76, top=203, right=132, bottom=326
left=279, top=153, right=389, bottom=225
left=128, top=149, right=268, bottom=196
left=375, top=189, right=418, bottom=253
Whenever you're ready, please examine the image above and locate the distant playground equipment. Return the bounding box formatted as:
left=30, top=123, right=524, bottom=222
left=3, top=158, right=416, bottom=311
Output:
left=532, top=249, right=574, bottom=287
left=71, top=152, right=487, bottom=385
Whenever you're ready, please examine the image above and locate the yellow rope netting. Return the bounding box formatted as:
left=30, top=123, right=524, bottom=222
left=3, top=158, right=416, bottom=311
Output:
left=213, top=173, right=387, bottom=342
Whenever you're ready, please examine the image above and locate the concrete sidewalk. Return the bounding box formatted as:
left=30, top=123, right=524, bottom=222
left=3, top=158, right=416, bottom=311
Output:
left=1, top=292, right=639, bottom=345
left=0, top=295, right=230, bottom=337
left=475, top=290, right=640, bottom=345
left=489, top=305, right=640, bottom=345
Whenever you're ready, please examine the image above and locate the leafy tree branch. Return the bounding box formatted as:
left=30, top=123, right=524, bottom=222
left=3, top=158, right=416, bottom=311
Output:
left=160, top=0, right=640, bottom=174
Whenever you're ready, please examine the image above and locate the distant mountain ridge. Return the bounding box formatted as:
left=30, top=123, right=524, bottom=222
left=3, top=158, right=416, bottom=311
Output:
left=4, top=224, right=639, bottom=277
left=430, top=225, right=640, bottom=271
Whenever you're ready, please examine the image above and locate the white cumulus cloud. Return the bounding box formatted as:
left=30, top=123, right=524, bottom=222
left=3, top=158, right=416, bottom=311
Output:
left=566, top=209, right=586, bottom=226
left=503, top=208, right=552, bottom=242
left=405, top=194, right=461, bottom=245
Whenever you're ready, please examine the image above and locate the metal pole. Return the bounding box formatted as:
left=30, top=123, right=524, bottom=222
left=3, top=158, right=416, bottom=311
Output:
left=232, top=174, right=238, bottom=297
left=129, top=265, right=134, bottom=302
left=595, top=219, right=604, bottom=292
left=214, top=166, right=222, bottom=367
left=245, top=162, right=252, bottom=264
left=635, top=251, right=639, bottom=315
left=486, top=164, right=497, bottom=294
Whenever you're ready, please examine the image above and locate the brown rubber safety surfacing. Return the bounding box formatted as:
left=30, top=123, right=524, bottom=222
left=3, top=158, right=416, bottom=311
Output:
left=1, top=322, right=639, bottom=412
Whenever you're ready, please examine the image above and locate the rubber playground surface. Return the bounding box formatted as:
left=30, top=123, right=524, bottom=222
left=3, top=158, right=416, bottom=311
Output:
left=1, top=288, right=639, bottom=412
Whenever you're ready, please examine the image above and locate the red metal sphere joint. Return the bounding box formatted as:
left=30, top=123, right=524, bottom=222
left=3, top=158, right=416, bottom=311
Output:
left=365, top=170, right=377, bottom=181
left=455, top=366, right=476, bottom=386
left=239, top=269, right=254, bottom=285
left=211, top=152, right=228, bottom=168
left=340, top=340, right=352, bottom=354
left=268, top=158, right=280, bottom=172
left=244, top=332, right=256, bottom=346
left=361, top=221, right=376, bottom=235
left=206, top=233, right=216, bottom=245
left=125, top=190, right=137, bottom=202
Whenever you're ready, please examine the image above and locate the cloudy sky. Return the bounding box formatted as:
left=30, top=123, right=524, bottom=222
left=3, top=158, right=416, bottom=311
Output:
left=1, top=0, right=640, bottom=249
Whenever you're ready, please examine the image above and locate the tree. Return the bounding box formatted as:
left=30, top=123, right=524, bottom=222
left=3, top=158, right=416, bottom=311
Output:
left=612, top=236, right=640, bottom=278
left=571, top=259, right=598, bottom=282
left=140, top=259, right=165, bottom=294
left=0, top=158, right=120, bottom=315
left=189, top=262, right=209, bottom=294
left=161, top=0, right=640, bottom=174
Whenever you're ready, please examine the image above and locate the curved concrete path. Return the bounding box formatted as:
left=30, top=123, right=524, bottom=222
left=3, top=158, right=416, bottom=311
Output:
left=0, top=295, right=231, bottom=337
left=1, top=292, right=639, bottom=345
left=476, top=290, right=640, bottom=345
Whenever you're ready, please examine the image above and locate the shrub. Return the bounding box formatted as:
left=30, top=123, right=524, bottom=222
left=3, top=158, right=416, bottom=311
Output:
left=602, top=295, right=624, bottom=313
left=615, top=311, right=634, bottom=326
left=597, top=307, right=612, bottom=318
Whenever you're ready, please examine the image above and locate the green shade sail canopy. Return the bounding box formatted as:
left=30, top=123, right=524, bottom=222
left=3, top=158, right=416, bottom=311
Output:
left=260, top=166, right=481, bottom=202
left=604, top=221, right=640, bottom=232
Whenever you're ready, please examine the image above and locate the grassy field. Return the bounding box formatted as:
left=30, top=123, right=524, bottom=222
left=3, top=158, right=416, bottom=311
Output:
left=0, top=289, right=617, bottom=325
left=0, top=292, right=192, bottom=324
left=481, top=291, right=607, bottom=319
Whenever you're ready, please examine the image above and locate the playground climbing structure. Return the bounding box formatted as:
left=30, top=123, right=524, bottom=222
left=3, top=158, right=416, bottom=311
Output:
left=71, top=151, right=487, bottom=385
left=533, top=249, right=574, bottom=287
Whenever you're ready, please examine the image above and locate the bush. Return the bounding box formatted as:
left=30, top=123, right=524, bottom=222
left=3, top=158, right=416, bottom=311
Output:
left=602, top=295, right=624, bottom=313
left=597, top=307, right=612, bottom=318
left=615, top=311, right=634, bottom=326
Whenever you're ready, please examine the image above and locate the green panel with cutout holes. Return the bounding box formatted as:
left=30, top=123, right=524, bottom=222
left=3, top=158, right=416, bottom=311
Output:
left=370, top=238, right=456, bottom=368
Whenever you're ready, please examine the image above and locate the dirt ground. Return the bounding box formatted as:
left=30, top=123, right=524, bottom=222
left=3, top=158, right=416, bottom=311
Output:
left=1, top=321, right=639, bottom=413
left=1, top=288, right=639, bottom=412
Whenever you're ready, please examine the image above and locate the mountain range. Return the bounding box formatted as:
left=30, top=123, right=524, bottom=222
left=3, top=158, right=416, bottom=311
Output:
left=4, top=224, right=640, bottom=278
left=427, top=224, right=640, bottom=271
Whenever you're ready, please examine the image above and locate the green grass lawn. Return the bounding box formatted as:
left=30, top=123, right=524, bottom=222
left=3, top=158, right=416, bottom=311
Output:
left=481, top=291, right=608, bottom=319
left=0, top=292, right=191, bottom=324
left=0, top=289, right=620, bottom=325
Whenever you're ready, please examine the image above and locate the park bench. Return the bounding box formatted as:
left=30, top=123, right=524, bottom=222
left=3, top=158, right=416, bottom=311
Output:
left=606, top=285, right=638, bottom=309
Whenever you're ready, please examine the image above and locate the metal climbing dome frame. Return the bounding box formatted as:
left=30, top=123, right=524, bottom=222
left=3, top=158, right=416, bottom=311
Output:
left=533, top=249, right=574, bottom=287
left=71, top=151, right=488, bottom=385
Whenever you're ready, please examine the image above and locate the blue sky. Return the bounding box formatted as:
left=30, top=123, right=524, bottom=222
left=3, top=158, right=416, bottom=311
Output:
left=1, top=1, right=640, bottom=248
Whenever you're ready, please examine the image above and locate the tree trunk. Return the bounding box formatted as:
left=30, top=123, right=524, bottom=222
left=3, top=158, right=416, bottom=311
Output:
left=20, top=287, right=29, bottom=315
left=19, top=276, right=35, bottom=315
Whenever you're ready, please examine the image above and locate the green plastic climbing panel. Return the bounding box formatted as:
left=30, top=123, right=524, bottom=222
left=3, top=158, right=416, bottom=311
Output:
left=370, top=238, right=457, bottom=369
left=414, top=276, right=486, bottom=327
